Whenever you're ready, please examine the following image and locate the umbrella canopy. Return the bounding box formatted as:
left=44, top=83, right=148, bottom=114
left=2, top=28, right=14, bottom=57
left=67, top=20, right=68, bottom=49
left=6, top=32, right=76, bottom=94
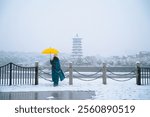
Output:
left=42, top=47, right=59, bottom=54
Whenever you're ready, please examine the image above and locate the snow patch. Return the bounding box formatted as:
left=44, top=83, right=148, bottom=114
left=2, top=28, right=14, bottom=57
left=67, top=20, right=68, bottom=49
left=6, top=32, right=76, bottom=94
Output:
left=0, top=78, right=150, bottom=100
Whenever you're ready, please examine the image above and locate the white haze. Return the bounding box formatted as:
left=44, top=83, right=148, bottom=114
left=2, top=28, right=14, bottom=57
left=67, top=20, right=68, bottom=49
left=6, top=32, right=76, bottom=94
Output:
left=0, top=0, right=150, bottom=57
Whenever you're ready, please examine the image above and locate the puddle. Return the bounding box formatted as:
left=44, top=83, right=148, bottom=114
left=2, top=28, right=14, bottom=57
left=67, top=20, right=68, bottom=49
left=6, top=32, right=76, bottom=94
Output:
left=0, top=91, right=95, bottom=100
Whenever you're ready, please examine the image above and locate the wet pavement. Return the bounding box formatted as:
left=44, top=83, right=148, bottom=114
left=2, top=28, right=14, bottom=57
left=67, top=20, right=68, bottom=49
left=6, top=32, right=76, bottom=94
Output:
left=0, top=91, right=95, bottom=100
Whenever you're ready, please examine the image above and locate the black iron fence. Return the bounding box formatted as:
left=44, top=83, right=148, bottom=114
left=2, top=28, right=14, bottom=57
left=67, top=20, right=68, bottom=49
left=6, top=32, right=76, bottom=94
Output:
left=137, top=67, right=150, bottom=85
left=0, top=62, right=38, bottom=86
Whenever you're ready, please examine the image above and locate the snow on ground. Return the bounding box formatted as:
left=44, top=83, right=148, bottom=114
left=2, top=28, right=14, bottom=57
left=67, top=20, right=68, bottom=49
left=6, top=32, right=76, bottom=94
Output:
left=0, top=78, right=150, bottom=100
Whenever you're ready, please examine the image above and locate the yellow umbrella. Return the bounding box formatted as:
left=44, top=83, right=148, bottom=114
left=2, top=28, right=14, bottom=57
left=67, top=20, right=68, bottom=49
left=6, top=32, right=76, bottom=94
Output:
left=42, top=47, right=59, bottom=54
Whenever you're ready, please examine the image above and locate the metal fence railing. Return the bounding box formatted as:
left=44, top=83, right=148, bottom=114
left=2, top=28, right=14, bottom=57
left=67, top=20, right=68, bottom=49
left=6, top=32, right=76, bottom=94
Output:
left=0, top=62, right=38, bottom=86
left=1, top=62, right=149, bottom=86
left=140, top=67, right=150, bottom=85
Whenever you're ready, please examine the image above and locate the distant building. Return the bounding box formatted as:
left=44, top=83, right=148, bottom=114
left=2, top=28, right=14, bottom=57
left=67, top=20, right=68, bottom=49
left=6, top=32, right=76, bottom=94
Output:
left=72, top=34, right=83, bottom=59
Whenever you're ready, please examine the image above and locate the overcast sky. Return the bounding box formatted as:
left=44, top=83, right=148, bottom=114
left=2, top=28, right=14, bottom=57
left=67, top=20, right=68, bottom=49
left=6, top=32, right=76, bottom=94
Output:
left=0, top=0, right=150, bottom=57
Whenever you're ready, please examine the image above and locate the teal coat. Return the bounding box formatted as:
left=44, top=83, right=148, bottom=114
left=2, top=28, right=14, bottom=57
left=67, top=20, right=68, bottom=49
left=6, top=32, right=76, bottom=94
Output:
left=50, top=57, right=65, bottom=85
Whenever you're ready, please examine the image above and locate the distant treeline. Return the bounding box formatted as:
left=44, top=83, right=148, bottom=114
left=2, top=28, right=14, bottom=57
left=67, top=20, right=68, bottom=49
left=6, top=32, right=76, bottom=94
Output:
left=0, top=51, right=150, bottom=67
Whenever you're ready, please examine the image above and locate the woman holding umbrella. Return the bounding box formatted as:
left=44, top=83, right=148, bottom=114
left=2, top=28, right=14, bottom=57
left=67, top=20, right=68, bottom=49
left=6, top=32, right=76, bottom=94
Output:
left=42, top=48, right=65, bottom=86
left=50, top=54, right=65, bottom=86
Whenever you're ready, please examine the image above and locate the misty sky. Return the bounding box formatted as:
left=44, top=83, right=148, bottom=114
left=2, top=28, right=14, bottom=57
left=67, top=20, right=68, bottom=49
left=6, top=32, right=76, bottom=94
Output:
left=0, top=0, right=150, bottom=57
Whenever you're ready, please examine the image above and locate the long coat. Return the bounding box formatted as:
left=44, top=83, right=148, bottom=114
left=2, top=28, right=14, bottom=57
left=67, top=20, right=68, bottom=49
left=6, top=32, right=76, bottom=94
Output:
left=50, top=57, right=65, bottom=84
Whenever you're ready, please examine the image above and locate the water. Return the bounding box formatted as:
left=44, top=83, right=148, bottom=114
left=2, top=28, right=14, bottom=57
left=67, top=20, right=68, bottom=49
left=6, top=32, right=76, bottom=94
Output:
left=0, top=91, right=95, bottom=100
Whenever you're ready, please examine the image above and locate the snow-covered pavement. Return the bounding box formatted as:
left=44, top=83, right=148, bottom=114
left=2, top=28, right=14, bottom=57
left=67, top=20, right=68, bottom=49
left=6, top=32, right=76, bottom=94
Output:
left=0, top=78, right=150, bottom=100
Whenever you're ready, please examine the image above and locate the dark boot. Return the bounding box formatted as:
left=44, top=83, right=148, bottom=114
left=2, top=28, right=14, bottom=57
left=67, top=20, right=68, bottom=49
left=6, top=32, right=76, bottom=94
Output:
left=53, top=83, right=58, bottom=87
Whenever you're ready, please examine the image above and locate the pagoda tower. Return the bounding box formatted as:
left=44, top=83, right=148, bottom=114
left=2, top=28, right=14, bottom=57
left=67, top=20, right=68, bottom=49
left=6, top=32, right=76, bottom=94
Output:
left=72, top=34, right=83, bottom=59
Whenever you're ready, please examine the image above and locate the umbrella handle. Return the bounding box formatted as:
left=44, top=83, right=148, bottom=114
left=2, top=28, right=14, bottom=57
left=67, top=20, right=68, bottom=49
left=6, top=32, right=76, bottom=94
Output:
left=50, top=54, right=51, bottom=60
left=50, top=54, right=53, bottom=60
